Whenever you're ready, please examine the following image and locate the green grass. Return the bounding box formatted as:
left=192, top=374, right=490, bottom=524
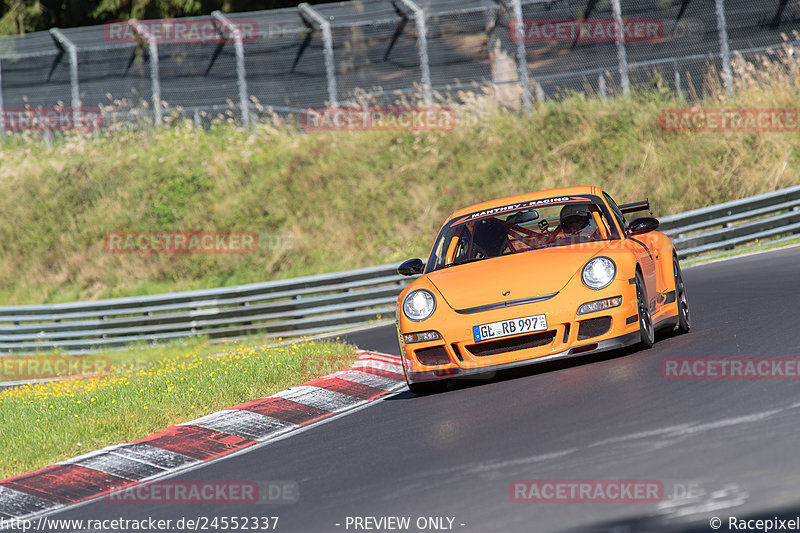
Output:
left=1, top=56, right=800, bottom=305
left=0, top=339, right=358, bottom=479
left=683, top=235, right=800, bottom=267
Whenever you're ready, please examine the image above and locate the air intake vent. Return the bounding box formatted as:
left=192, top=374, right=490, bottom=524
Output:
left=577, top=317, right=612, bottom=340
left=415, top=346, right=451, bottom=366
left=467, top=331, right=557, bottom=357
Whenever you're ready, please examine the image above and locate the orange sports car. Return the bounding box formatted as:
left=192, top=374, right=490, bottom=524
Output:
left=396, top=186, right=691, bottom=394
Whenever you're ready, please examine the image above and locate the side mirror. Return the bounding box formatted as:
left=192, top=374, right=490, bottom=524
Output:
left=398, top=258, right=425, bottom=276
left=627, top=217, right=659, bottom=236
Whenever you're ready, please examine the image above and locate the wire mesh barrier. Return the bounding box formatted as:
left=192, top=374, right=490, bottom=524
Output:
left=0, top=0, right=799, bottom=134
left=1, top=185, right=799, bottom=354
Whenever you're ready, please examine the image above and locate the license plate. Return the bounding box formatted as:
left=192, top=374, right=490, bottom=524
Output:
left=473, top=314, right=547, bottom=342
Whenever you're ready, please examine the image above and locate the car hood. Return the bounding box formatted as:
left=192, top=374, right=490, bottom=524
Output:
left=426, top=243, right=609, bottom=311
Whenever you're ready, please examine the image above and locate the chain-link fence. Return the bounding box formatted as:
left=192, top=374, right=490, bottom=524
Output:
left=0, top=0, right=798, bottom=134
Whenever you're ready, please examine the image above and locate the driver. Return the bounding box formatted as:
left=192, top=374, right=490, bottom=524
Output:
left=471, top=218, right=509, bottom=258
left=559, top=203, right=594, bottom=237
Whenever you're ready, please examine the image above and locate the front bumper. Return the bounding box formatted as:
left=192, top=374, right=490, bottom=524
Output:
left=399, top=277, right=644, bottom=384
left=405, top=330, right=641, bottom=382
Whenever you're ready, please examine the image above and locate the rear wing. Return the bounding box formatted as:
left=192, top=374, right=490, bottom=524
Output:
left=618, top=199, right=652, bottom=215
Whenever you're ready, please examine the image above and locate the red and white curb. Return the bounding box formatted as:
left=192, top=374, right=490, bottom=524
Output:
left=0, top=350, right=404, bottom=520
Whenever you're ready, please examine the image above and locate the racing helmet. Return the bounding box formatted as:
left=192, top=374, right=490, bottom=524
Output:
left=559, top=203, right=593, bottom=235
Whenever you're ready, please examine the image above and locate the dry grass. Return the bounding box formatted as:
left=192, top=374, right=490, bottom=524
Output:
left=1, top=47, right=799, bottom=304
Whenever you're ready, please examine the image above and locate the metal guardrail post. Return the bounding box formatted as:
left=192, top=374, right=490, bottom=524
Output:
left=128, top=20, right=163, bottom=127
left=396, top=0, right=432, bottom=106
left=298, top=3, right=339, bottom=108
left=212, top=11, right=251, bottom=127
left=49, top=28, right=81, bottom=125
left=610, top=0, right=630, bottom=94
left=715, top=0, right=734, bottom=95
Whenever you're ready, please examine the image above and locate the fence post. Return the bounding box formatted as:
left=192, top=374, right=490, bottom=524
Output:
left=397, top=0, right=432, bottom=106
left=298, top=3, right=338, bottom=108
left=212, top=11, right=251, bottom=126
left=49, top=28, right=81, bottom=125
left=508, top=0, right=531, bottom=111
left=714, top=0, right=733, bottom=94
left=610, top=0, right=630, bottom=94
left=674, top=59, right=682, bottom=100
left=0, top=58, right=4, bottom=140
left=128, top=20, right=163, bottom=126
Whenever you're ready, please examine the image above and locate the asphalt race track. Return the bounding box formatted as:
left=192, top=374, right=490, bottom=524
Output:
left=43, top=245, right=800, bottom=532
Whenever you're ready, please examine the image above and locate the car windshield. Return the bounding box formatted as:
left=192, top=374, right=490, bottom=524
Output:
left=427, top=196, right=619, bottom=272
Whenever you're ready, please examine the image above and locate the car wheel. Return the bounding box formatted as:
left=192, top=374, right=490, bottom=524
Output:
left=407, top=380, right=447, bottom=395
left=673, top=255, right=691, bottom=334
left=635, top=271, right=655, bottom=348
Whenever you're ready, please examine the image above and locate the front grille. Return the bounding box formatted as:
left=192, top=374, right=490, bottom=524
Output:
left=577, top=316, right=612, bottom=340
left=467, top=331, right=557, bottom=357
left=415, top=346, right=451, bottom=366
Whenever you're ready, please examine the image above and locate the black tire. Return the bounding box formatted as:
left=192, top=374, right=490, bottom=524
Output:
left=635, top=271, right=655, bottom=348
left=673, top=255, right=691, bottom=334
left=407, top=380, right=447, bottom=395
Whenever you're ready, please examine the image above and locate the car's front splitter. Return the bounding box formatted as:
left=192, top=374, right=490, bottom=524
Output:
left=405, top=330, right=641, bottom=383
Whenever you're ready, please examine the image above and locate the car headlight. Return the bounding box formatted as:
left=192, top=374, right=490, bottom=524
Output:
left=582, top=257, right=616, bottom=290
left=403, top=289, right=436, bottom=321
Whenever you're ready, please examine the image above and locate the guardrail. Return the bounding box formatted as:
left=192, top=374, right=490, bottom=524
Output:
left=0, top=264, right=405, bottom=355
left=659, top=184, right=800, bottom=258
left=2, top=185, right=800, bottom=354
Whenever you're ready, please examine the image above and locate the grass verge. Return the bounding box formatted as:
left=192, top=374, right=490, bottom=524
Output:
left=683, top=234, right=800, bottom=267
left=2, top=52, right=800, bottom=304
left=0, top=339, right=358, bottom=479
